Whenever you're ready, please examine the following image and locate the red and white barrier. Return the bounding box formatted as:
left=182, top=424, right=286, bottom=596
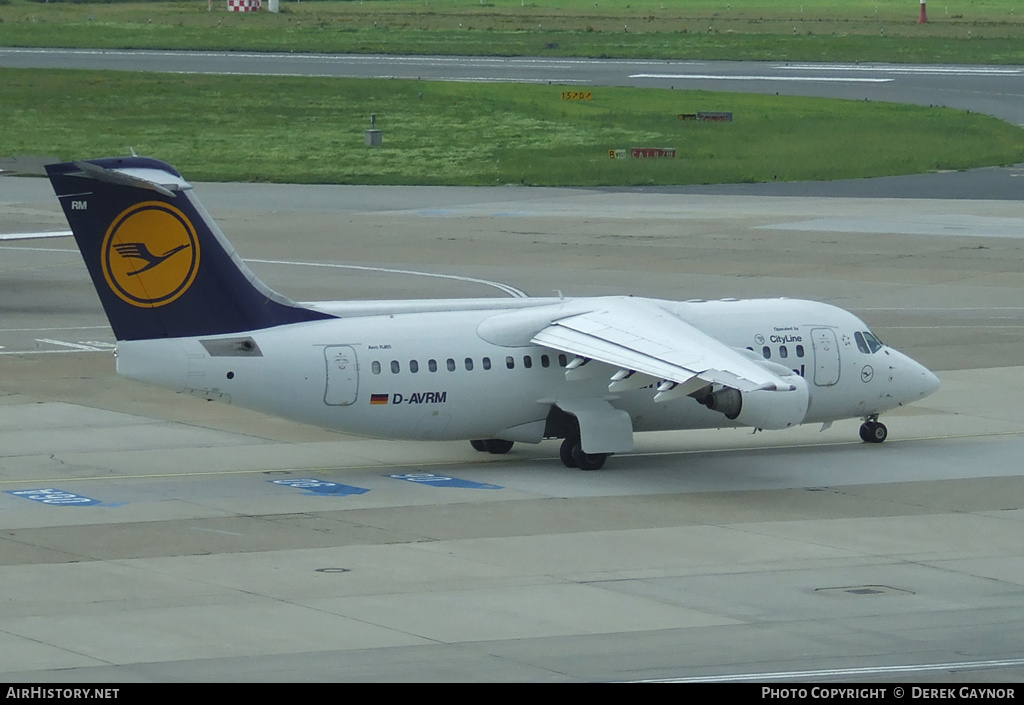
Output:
left=227, top=0, right=261, bottom=12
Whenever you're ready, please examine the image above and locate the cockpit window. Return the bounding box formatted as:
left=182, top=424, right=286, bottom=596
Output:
left=855, top=331, right=869, bottom=354
left=863, top=331, right=883, bottom=353
left=856, top=331, right=883, bottom=354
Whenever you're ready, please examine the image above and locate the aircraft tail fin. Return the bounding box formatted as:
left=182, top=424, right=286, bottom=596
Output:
left=46, top=157, right=332, bottom=341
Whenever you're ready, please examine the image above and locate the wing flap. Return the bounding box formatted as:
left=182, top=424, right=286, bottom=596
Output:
left=531, top=299, right=788, bottom=393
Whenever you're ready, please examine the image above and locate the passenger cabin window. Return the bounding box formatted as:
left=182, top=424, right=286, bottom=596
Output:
left=390, top=360, right=400, bottom=374
left=446, top=358, right=456, bottom=372
left=779, top=346, right=788, bottom=359
left=796, top=345, right=805, bottom=358
left=428, top=359, right=438, bottom=373
left=372, top=361, right=381, bottom=375
left=409, top=360, right=419, bottom=373
left=541, top=355, right=550, bottom=368
left=558, top=354, right=568, bottom=367
left=762, top=346, right=771, bottom=359
left=465, top=358, right=474, bottom=371
left=506, top=356, right=515, bottom=370
left=523, top=355, right=533, bottom=369
left=482, top=357, right=492, bottom=370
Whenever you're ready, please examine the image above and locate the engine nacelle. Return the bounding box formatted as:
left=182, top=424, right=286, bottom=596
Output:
left=696, top=374, right=810, bottom=430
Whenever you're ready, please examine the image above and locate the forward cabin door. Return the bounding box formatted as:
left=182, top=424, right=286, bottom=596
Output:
left=811, top=328, right=840, bottom=387
left=324, top=345, right=359, bottom=406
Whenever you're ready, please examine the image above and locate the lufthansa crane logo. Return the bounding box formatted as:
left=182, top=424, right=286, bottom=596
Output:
left=101, top=201, right=200, bottom=308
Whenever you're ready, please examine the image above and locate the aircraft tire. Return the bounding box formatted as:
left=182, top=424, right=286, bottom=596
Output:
left=483, top=439, right=514, bottom=454
left=571, top=443, right=608, bottom=471
left=470, top=440, right=487, bottom=452
left=860, top=421, right=888, bottom=443
left=559, top=437, right=579, bottom=468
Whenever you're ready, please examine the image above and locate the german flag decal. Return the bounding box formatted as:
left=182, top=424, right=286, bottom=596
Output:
left=370, top=394, right=389, bottom=405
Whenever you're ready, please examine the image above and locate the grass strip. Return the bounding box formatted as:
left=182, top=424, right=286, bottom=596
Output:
left=1, top=0, right=1023, bottom=64
left=3, top=67, right=1022, bottom=186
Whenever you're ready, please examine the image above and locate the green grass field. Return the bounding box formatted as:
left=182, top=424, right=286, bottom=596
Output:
left=1, top=0, right=1023, bottom=63
left=2, top=1, right=1022, bottom=185
left=3, top=68, right=1021, bottom=185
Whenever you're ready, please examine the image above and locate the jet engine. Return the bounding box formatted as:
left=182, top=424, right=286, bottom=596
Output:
left=692, top=373, right=809, bottom=430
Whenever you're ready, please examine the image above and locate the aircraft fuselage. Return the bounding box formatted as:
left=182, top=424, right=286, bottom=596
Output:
left=116, top=296, right=937, bottom=444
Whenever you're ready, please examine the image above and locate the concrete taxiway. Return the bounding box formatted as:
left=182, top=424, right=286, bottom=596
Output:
left=1, top=177, right=1023, bottom=682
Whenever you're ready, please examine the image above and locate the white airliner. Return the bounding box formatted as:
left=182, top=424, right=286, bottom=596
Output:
left=46, top=157, right=939, bottom=470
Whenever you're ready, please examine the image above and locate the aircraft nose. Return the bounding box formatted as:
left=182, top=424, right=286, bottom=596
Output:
left=895, top=350, right=940, bottom=401
left=921, top=367, right=941, bottom=398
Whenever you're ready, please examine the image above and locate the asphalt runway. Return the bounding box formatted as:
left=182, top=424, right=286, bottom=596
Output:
left=2, top=50, right=1023, bottom=125
left=2, top=174, right=1024, bottom=682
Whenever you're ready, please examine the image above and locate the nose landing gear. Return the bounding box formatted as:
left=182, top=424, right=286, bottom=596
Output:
left=859, top=415, right=888, bottom=443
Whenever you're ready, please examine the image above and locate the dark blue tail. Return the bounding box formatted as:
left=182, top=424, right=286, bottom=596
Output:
left=47, top=157, right=332, bottom=341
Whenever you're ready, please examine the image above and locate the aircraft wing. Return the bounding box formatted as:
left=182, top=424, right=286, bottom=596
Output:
left=531, top=298, right=793, bottom=397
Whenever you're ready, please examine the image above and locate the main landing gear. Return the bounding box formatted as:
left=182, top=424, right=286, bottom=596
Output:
left=470, top=439, right=514, bottom=454
left=859, top=415, right=888, bottom=444
left=469, top=437, right=609, bottom=470
left=559, top=436, right=609, bottom=471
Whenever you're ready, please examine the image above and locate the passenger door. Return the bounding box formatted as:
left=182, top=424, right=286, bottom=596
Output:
left=324, top=345, right=359, bottom=406
left=811, top=328, right=840, bottom=387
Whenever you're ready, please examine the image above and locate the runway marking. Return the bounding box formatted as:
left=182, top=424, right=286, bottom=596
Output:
left=0, top=245, right=78, bottom=253
left=34, top=338, right=107, bottom=351
left=0, top=230, right=72, bottom=240
left=630, top=73, right=893, bottom=83
left=858, top=306, right=1024, bottom=311
left=4, top=244, right=527, bottom=295
left=883, top=325, right=1024, bottom=329
left=0, top=348, right=110, bottom=356
left=189, top=526, right=244, bottom=536
left=6, top=488, right=101, bottom=506
left=0, top=336, right=115, bottom=355
left=0, top=326, right=108, bottom=332
left=779, top=63, right=1024, bottom=76
left=387, top=472, right=503, bottom=489
left=164, top=70, right=587, bottom=84
left=271, top=478, right=371, bottom=496
left=246, top=257, right=528, bottom=298
left=631, top=656, right=1024, bottom=683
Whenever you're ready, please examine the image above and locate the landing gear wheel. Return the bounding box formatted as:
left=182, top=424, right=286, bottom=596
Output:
left=470, top=440, right=487, bottom=452
left=859, top=421, right=888, bottom=444
left=571, top=443, right=609, bottom=471
left=482, top=439, right=514, bottom=454
left=559, top=437, right=579, bottom=468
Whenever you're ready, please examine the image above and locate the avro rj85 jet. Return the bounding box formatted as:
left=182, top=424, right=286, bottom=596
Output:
left=47, top=157, right=940, bottom=470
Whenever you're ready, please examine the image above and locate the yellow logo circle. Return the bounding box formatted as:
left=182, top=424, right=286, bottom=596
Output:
left=101, top=202, right=200, bottom=308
